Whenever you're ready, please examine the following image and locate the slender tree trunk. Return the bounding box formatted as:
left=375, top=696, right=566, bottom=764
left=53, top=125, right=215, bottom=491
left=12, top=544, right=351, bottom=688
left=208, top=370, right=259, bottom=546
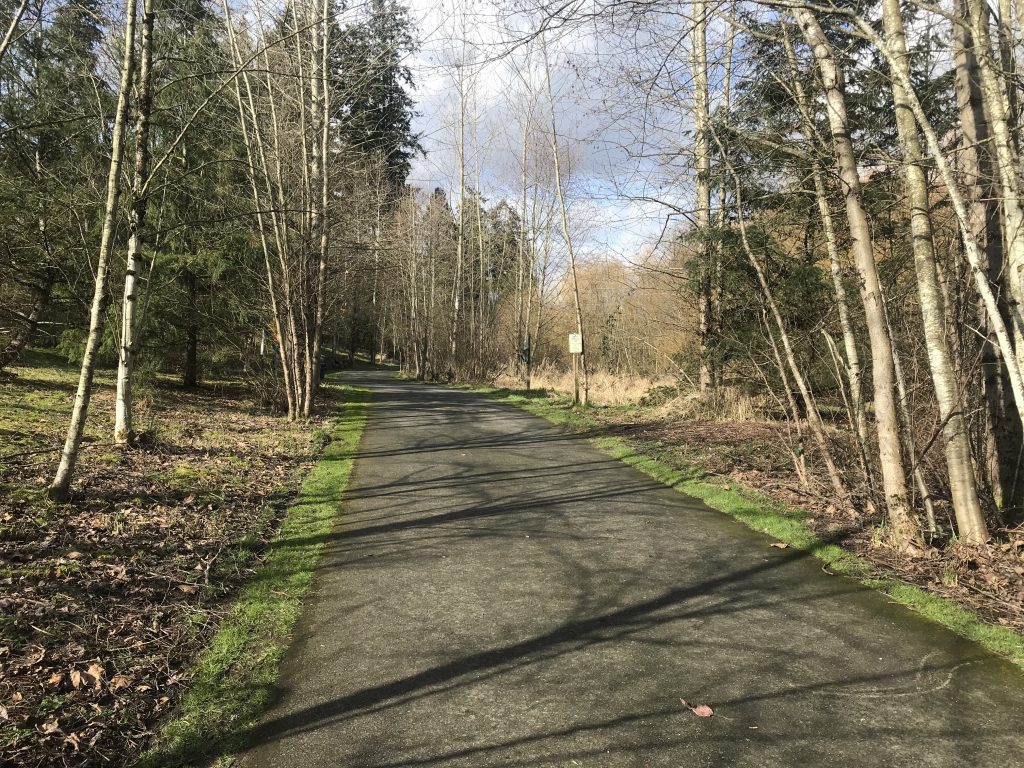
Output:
left=516, top=105, right=530, bottom=382
left=693, top=0, right=714, bottom=391
left=115, top=0, right=156, bottom=445
left=730, top=170, right=851, bottom=508
left=0, top=0, right=28, bottom=64
left=882, top=298, right=939, bottom=534
left=543, top=40, right=588, bottom=405
left=449, top=60, right=466, bottom=379
left=304, top=0, right=331, bottom=416
left=955, top=0, right=1022, bottom=512
left=1, top=268, right=55, bottom=371
left=880, top=0, right=987, bottom=543
left=713, top=7, right=735, bottom=357
left=49, top=0, right=139, bottom=500
left=795, top=9, right=922, bottom=549
left=780, top=28, right=872, bottom=488
left=222, top=0, right=295, bottom=419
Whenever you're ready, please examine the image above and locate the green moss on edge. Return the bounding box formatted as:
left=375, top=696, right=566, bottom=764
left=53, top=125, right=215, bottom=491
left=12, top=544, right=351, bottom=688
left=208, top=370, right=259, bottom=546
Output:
left=139, top=383, right=369, bottom=767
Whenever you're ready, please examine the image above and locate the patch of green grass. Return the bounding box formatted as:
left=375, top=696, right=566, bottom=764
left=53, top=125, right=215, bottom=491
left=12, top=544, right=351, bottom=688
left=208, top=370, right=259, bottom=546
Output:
left=473, top=386, right=1024, bottom=669
left=138, top=382, right=369, bottom=768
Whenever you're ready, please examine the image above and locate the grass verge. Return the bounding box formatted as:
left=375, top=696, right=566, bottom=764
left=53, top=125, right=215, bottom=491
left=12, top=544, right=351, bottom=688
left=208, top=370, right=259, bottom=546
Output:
left=466, top=385, right=1024, bottom=670
left=138, top=382, right=369, bottom=768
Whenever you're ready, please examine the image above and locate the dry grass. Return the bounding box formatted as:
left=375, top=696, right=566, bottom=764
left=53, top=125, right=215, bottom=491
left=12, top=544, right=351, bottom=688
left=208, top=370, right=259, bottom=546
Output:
left=652, top=386, right=770, bottom=422
left=493, top=363, right=678, bottom=407
left=494, top=363, right=768, bottom=419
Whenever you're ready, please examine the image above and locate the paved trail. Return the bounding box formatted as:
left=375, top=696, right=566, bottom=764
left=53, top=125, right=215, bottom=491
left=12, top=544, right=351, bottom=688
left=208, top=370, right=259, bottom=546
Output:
left=239, top=371, right=1024, bottom=767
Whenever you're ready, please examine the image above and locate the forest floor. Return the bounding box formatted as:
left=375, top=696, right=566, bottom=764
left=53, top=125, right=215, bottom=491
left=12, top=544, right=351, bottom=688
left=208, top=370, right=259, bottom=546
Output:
left=470, top=385, right=1024, bottom=659
left=0, top=350, right=338, bottom=768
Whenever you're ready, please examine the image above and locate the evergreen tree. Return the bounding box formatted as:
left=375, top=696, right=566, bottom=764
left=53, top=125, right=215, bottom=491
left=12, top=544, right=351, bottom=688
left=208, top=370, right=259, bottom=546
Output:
left=335, top=0, right=421, bottom=191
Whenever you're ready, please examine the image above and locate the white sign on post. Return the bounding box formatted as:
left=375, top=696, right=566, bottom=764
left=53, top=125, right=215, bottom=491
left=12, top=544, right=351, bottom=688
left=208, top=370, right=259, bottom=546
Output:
left=568, top=333, right=583, bottom=354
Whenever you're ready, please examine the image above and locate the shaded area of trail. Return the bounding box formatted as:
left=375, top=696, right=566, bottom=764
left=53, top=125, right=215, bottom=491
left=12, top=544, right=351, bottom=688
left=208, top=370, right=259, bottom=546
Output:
left=238, top=370, right=1024, bottom=767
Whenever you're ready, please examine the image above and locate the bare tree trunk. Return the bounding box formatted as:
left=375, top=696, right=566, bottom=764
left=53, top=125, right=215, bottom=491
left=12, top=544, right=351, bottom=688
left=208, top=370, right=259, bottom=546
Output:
left=543, top=40, right=588, bottom=405
left=713, top=6, right=736, bottom=358
left=515, top=98, right=530, bottom=382
left=115, top=0, right=156, bottom=445
left=1, top=268, right=55, bottom=371
left=693, top=0, right=714, bottom=391
left=880, top=0, right=987, bottom=543
left=955, top=0, right=1022, bottom=512
left=795, top=9, right=922, bottom=549
left=729, top=168, right=852, bottom=509
left=304, top=0, right=331, bottom=416
left=882, top=298, right=939, bottom=534
left=764, top=314, right=809, bottom=487
left=780, top=28, right=872, bottom=488
left=0, top=0, right=28, bottom=64
left=49, top=0, right=139, bottom=500
left=222, top=0, right=296, bottom=419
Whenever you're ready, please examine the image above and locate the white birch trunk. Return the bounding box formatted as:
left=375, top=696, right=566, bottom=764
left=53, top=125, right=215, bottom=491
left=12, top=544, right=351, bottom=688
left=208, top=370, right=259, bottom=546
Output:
left=795, top=9, right=922, bottom=549
left=114, top=0, right=156, bottom=445
left=880, top=0, right=987, bottom=543
left=692, top=0, right=714, bottom=391
left=49, top=0, right=139, bottom=500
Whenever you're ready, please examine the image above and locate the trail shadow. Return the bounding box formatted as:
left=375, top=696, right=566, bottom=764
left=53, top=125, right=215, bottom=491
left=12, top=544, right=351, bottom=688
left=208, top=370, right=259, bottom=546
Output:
left=165, top=370, right=1024, bottom=768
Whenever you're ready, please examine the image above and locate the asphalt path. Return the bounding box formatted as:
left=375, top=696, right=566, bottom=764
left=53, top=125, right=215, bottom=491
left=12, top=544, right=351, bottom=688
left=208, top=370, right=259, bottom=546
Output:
left=237, top=370, right=1024, bottom=767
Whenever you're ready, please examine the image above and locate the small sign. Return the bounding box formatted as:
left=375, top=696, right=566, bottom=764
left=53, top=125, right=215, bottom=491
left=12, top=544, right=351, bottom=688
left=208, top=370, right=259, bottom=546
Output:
left=568, top=333, right=583, bottom=354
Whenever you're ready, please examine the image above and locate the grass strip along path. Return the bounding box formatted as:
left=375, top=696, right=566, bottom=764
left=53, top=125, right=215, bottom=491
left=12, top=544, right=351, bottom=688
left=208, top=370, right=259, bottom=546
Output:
left=467, top=386, right=1024, bottom=669
left=140, top=382, right=368, bottom=768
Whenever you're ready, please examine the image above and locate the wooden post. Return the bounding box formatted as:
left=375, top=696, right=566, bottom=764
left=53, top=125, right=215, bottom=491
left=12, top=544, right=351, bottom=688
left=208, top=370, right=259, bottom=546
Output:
left=569, top=332, right=582, bottom=406
left=573, top=353, right=579, bottom=406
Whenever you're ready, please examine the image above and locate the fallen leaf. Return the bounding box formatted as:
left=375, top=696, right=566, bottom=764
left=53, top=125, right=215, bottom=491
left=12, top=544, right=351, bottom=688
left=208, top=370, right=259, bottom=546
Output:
left=681, top=698, right=715, bottom=717
left=66, top=551, right=83, bottom=560
left=177, top=584, right=198, bottom=594
left=70, top=669, right=83, bottom=689
left=770, top=542, right=789, bottom=549
left=0, top=704, right=7, bottom=720
left=86, top=662, right=104, bottom=683
left=110, top=674, right=131, bottom=691
left=65, top=732, right=81, bottom=750
left=41, top=718, right=60, bottom=734
left=47, top=672, right=63, bottom=687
